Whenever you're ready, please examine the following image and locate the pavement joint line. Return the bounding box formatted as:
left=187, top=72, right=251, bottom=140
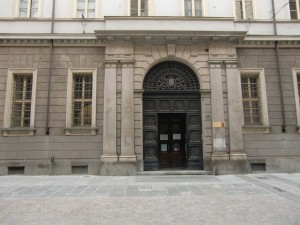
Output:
left=238, top=175, right=300, bottom=205
left=267, top=174, right=300, bottom=187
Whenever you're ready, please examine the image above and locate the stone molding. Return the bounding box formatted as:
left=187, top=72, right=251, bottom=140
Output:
left=0, top=38, right=103, bottom=47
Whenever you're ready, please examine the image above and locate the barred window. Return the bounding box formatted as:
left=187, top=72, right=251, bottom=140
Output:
left=241, top=74, right=261, bottom=125
left=11, top=74, right=33, bottom=128
left=72, top=74, right=93, bottom=127
left=235, top=0, right=253, bottom=20
left=77, top=0, right=95, bottom=18
left=19, top=0, right=39, bottom=18
left=184, top=0, right=202, bottom=16
left=130, top=0, right=148, bottom=16
left=289, top=0, right=300, bottom=19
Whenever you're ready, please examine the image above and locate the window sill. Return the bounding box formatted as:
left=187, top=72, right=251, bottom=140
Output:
left=64, top=127, right=97, bottom=136
left=242, top=125, right=271, bottom=134
left=2, top=128, right=35, bottom=137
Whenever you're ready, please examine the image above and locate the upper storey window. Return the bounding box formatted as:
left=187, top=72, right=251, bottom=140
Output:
left=130, top=0, right=148, bottom=16
left=18, top=0, right=39, bottom=18
left=235, top=0, right=253, bottom=20
left=184, top=0, right=203, bottom=16
left=289, top=0, right=300, bottom=19
left=76, top=0, right=95, bottom=18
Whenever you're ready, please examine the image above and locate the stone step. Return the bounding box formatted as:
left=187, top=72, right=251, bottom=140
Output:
left=136, top=170, right=213, bottom=176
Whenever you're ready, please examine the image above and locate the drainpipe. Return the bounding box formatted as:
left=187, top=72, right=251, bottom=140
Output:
left=271, top=0, right=286, bottom=133
left=46, top=0, right=56, bottom=135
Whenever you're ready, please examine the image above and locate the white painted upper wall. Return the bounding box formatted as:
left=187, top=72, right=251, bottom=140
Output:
left=0, top=0, right=297, bottom=19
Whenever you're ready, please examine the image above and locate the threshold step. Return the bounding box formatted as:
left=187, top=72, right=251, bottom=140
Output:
left=136, top=170, right=213, bottom=176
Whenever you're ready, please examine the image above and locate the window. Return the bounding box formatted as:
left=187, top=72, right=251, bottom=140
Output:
left=18, top=0, right=39, bottom=18
left=76, top=0, right=95, bottom=18
left=292, top=69, right=300, bottom=132
left=241, top=74, right=261, bottom=125
left=289, top=0, right=300, bottom=19
left=240, top=69, right=269, bottom=133
left=184, top=0, right=203, bottom=16
left=130, top=0, right=148, bottom=16
left=235, top=0, right=253, bottom=20
left=3, top=69, right=37, bottom=136
left=66, top=69, right=97, bottom=135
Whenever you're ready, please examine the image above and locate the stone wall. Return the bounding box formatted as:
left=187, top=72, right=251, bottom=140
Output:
left=237, top=48, right=300, bottom=172
left=0, top=46, right=105, bottom=175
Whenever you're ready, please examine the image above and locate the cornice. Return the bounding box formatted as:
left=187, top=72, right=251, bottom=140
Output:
left=237, top=40, right=300, bottom=48
left=0, top=38, right=103, bottom=47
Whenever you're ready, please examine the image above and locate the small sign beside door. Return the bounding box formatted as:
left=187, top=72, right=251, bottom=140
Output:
left=173, top=134, right=181, bottom=140
left=160, top=134, right=168, bottom=140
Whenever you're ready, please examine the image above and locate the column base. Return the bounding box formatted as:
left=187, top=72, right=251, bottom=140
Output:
left=211, top=152, right=229, bottom=160
left=211, top=152, right=250, bottom=175
left=119, top=155, right=137, bottom=163
left=100, top=155, right=137, bottom=176
left=230, top=152, right=247, bottom=160
left=100, top=155, right=118, bottom=163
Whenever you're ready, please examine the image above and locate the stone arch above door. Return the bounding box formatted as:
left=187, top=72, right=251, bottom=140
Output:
left=143, top=61, right=200, bottom=91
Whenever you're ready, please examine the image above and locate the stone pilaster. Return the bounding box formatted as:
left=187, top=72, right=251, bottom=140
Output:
left=120, top=61, right=136, bottom=162
left=225, top=62, right=247, bottom=160
left=209, top=62, right=229, bottom=160
left=101, top=61, right=118, bottom=163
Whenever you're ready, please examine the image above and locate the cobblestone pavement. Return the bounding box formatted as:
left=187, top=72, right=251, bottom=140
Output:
left=0, top=173, right=300, bottom=225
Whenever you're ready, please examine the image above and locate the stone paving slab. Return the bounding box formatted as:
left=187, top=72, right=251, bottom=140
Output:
left=0, top=174, right=299, bottom=225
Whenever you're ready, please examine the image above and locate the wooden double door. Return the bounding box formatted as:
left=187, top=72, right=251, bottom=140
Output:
left=158, top=114, right=186, bottom=169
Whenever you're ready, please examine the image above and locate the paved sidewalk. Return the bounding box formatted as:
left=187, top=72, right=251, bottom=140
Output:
left=0, top=173, right=300, bottom=225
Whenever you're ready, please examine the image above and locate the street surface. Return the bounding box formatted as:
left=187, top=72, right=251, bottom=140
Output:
left=0, top=173, right=300, bottom=225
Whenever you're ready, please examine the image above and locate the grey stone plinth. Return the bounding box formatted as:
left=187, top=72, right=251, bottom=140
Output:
left=100, top=161, right=137, bottom=176
left=212, top=159, right=250, bottom=175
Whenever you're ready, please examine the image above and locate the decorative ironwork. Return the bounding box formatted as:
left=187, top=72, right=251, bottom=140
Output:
left=143, top=61, right=200, bottom=91
left=160, top=100, right=170, bottom=111
left=144, top=115, right=156, bottom=127
left=174, top=100, right=185, bottom=111
left=189, top=131, right=201, bottom=142
left=144, top=100, right=155, bottom=111
left=144, top=147, right=156, bottom=158
left=145, top=131, right=156, bottom=142
left=189, top=147, right=200, bottom=158
left=189, top=100, right=199, bottom=111
left=189, top=115, right=200, bottom=126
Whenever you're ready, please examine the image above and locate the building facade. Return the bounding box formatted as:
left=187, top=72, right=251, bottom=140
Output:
left=0, top=0, right=300, bottom=175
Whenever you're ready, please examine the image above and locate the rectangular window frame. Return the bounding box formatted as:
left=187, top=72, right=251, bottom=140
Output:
left=234, top=0, right=254, bottom=20
left=292, top=69, right=300, bottom=133
left=74, top=0, right=97, bottom=18
left=239, top=69, right=270, bottom=133
left=3, top=69, right=37, bottom=136
left=65, top=69, right=97, bottom=136
left=16, top=0, right=42, bottom=18
left=289, top=0, right=300, bottom=19
left=182, top=0, right=204, bottom=17
left=129, top=0, right=151, bottom=16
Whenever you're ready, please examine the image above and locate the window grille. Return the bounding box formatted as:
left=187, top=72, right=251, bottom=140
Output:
left=11, top=74, right=33, bottom=128
left=194, top=0, right=202, bottom=16
left=141, top=0, right=148, bottom=16
left=185, top=0, right=193, bottom=16
left=19, top=0, right=39, bottom=18
left=130, top=0, right=148, bottom=16
left=289, top=0, right=299, bottom=19
left=77, top=0, right=95, bottom=18
left=235, top=0, right=253, bottom=19
left=241, top=74, right=261, bottom=125
left=184, top=0, right=202, bottom=16
left=72, top=74, right=93, bottom=127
